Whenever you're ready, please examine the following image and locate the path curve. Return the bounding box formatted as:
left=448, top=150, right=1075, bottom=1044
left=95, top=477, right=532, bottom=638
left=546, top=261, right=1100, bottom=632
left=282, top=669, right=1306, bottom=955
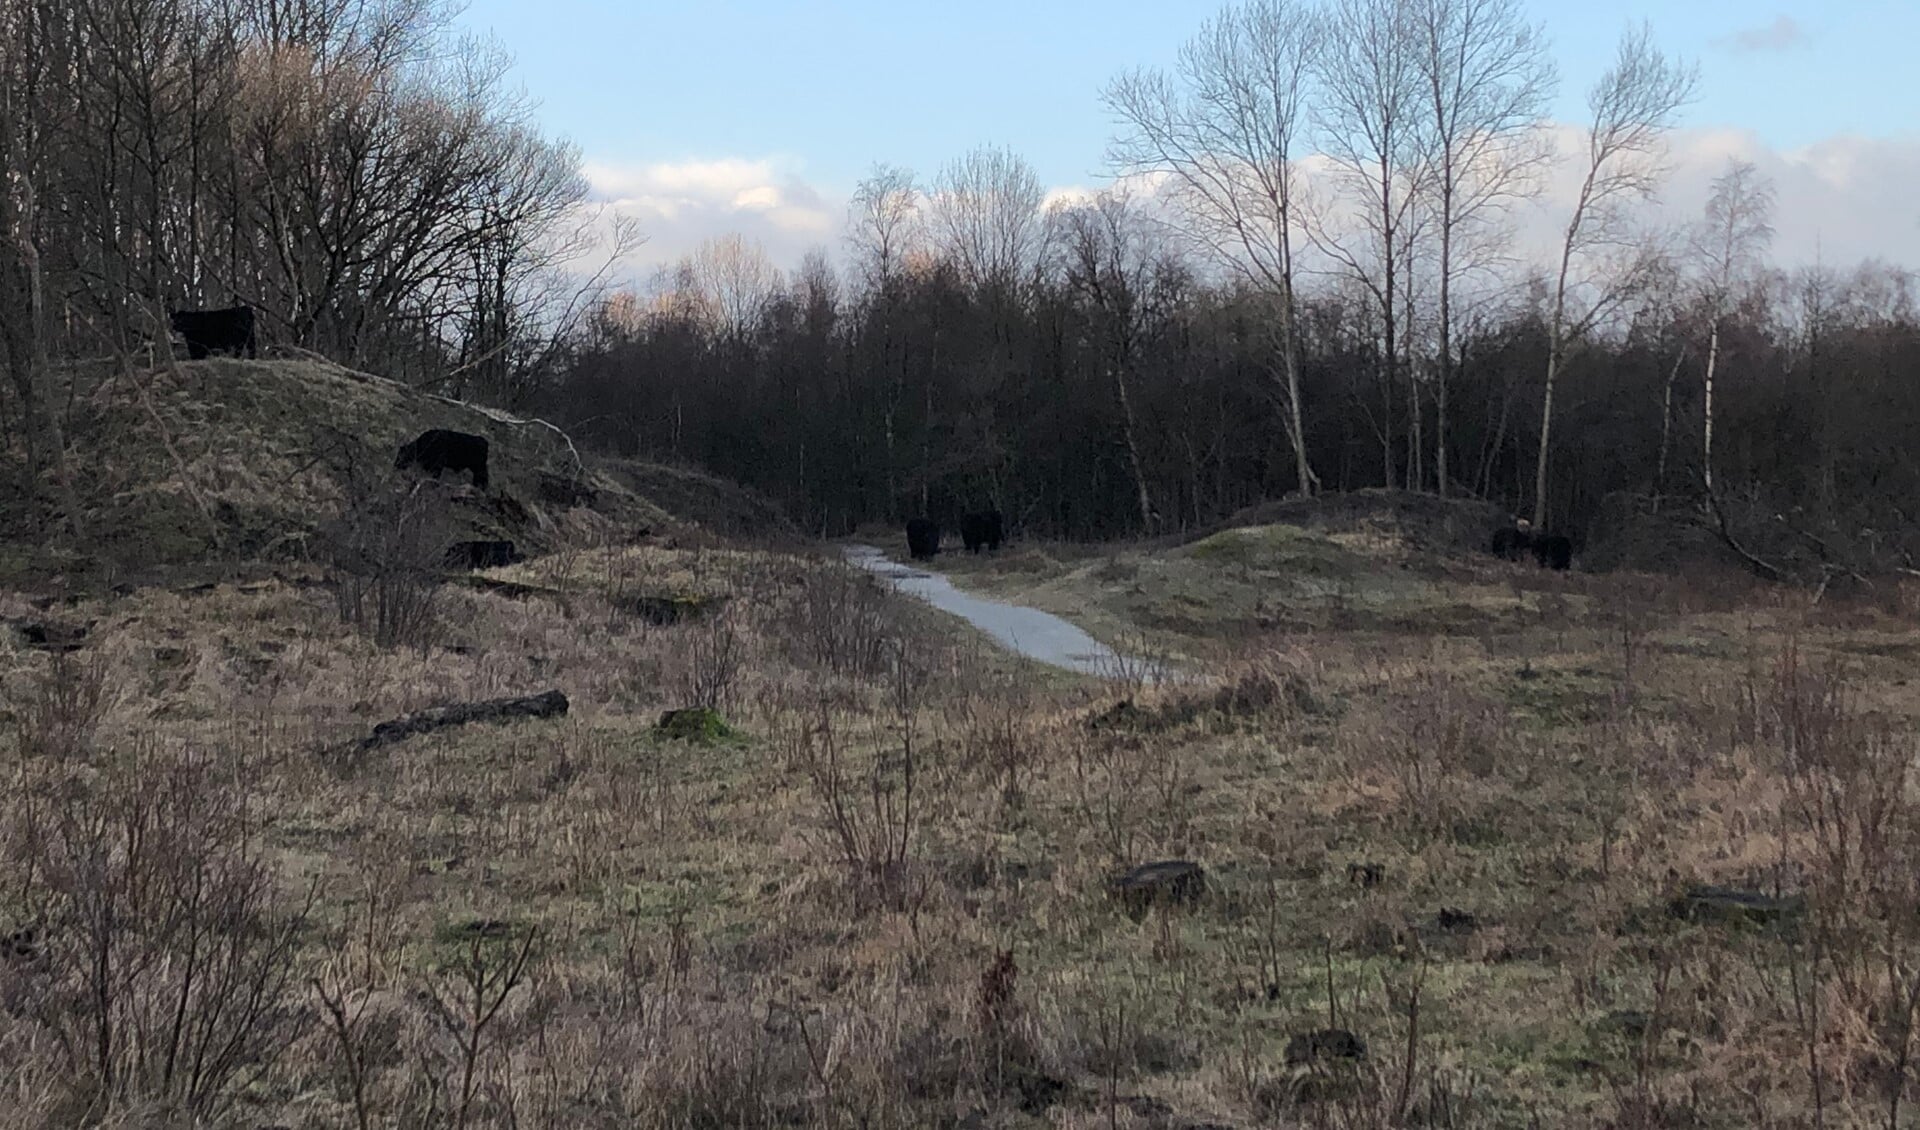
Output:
left=843, top=545, right=1126, bottom=677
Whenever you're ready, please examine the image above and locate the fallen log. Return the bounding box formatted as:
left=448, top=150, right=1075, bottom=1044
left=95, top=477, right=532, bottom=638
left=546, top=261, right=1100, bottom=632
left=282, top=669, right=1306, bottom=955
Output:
left=357, top=689, right=568, bottom=752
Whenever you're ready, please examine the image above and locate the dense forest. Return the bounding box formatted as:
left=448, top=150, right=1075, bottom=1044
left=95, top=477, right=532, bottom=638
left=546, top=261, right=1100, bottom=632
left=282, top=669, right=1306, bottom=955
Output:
left=545, top=223, right=1920, bottom=556
left=3, top=0, right=1918, bottom=573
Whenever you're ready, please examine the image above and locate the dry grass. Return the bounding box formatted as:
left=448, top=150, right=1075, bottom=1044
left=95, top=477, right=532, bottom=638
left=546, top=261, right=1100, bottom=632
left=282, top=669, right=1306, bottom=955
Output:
left=0, top=358, right=790, bottom=587
left=6, top=521, right=1920, bottom=1127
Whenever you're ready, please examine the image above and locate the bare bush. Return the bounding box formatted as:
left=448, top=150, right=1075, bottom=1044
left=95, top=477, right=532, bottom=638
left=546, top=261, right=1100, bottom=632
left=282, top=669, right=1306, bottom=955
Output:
left=17, top=744, right=311, bottom=1122
left=1070, top=730, right=1151, bottom=868
left=1379, top=670, right=1508, bottom=839
left=784, top=565, right=893, bottom=678
left=1763, top=646, right=1909, bottom=898
left=1096, top=631, right=1175, bottom=697
left=678, top=609, right=745, bottom=712
left=322, top=481, right=449, bottom=651
left=953, top=676, right=1042, bottom=810
left=17, top=645, right=111, bottom=759
left=785, top=651, right=928, bottom=912
left=417, top=929, right=539, bottom=1130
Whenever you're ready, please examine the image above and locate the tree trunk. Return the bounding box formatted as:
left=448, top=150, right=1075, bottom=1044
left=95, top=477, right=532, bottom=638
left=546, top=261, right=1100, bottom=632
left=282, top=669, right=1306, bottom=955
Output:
left=1533, top=234, right=1577, bottom=532
left=1380, top=341, right=1395, bottom=489
left=1701, top=320, right=1720, bottom=498
left=1479, top=370, right=1516, bottom=499
left=12, top=176, right=82, bottom=540
left=1531, top=345, right=1560, bottom=531
left=1277, top=241, right=1316, bottom=496
left=1406, top=364, right=1422, bottom=492
left=1435, top=206, right=1453, bottom=497
left=1112, top=363, right=1155, bottom=532
left=1652, top=346, right=1685, bottom=510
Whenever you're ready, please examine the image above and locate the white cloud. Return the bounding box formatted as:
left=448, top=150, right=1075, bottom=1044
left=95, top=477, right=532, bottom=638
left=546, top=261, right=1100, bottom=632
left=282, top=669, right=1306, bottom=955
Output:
left=1604, top=128, right=1920, bottom=269
left=582, top=157, right=840, bottom=281
left=574, top=131, right=1919, bottom=287
left=731, top=185, right=782, bottom=211
left=1385, top=125, right=1920, bottom=276
left=1041, top=185, right=1099, bottom=211
left=1714, top=15, right=1812, bottom=54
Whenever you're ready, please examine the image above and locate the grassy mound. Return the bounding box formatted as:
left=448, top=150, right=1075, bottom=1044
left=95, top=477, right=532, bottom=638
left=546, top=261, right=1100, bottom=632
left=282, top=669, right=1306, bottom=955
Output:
left=3, top=358, right=789, bottom=584
left=939, top=514, right=1557, bottom=657
left=1204, top=487, right=1512, bottom=558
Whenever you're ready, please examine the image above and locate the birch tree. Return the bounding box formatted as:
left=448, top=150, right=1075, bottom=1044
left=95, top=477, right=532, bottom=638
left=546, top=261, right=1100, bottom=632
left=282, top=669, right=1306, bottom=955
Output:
left=1690, top=158, right=1775, bottom=497
left=1104, top=0, right=1322, bottom=495
left=1410, top=0, right=1554, bottom=495
left=847, top=163, right=923, bottom=510
left=848, top=163, right=922, bottom=292
left=1530, top=23, right=1694, bottom=529
left=1314, top=0, right=1427, bottom=490
left=927, top=146, right=1045, bottom=292
left=1057, top=192, right=1166, bottom=531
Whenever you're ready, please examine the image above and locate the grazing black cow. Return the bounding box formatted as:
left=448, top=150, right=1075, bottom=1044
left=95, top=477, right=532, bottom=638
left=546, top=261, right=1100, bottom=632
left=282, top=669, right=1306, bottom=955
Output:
left=1490, top=526, right=1534, bottom=562
left=959, top=509, right=1005, bottom=553
left=1535, top=534, right=1573, bottom=571
left=445, top=540, right=519, bottom=569
left=169, top=305, right=257, bottom=359
left=396, top=429, right=490, bottom=491
left=905, top=517, right=940, bottom=561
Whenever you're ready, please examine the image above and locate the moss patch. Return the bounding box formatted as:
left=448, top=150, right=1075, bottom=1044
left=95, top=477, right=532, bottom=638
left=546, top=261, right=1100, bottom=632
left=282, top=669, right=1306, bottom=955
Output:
left=655, top=707, right=738, bottom=744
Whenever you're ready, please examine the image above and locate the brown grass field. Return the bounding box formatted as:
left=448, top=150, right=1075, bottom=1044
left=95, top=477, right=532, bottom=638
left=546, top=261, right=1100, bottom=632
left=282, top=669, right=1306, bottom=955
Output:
left=9, top=476, right=1920, bottom=1127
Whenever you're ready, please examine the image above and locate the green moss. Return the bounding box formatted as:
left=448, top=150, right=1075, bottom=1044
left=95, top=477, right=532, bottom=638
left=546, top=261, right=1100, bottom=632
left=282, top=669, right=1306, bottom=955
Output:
left=655, top=707, right=738, bottom=744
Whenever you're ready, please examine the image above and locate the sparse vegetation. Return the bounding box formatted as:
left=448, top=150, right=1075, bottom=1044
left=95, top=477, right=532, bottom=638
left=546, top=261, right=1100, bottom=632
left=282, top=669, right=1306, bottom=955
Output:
left=5, top=496, right=1920, bottom=1126
left=1, top=0, right=1915, bottom=1125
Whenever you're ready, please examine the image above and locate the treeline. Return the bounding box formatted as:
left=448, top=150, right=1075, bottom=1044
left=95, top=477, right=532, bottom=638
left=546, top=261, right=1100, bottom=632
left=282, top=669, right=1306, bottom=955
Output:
left=6, top=0, right=1919, bottom=573
left=540, top=230, right=1920, bottom=553
left=520, top=0, right=1920, bottom=573
left=0, top=0, right=602, bottom=528
left=527, top=0, right=1920, bottom=568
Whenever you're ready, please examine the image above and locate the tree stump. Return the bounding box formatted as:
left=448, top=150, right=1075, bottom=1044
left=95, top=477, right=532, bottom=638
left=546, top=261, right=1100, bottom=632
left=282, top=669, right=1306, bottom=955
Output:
left=1106, top=860, right=1207, bottom=920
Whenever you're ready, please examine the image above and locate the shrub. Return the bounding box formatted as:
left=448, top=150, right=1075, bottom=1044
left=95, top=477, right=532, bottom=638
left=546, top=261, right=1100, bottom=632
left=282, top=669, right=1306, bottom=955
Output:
left=321, top=479, right=448, bottom=651
left=15, top=744, right=311, bottom=1121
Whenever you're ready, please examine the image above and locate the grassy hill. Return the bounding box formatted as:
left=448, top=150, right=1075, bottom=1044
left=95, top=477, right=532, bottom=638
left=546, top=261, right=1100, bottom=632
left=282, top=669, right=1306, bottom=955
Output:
left=934, top=490, right=1543, bottom=656
left=0, top=357, right=789, bottom=585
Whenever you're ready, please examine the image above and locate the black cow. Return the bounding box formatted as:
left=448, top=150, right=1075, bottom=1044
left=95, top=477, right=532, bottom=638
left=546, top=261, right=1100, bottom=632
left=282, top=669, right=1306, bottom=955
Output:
left=396, top=429, right=490, bottom=491
left=445, top=540, right=519, bottom=570
left=1535, top=534, right=1573, bottom=571
left=959, top=509, right=1005, bottom=553
left=905, top=518, right=940, bottom=561
left=1490, top=526, right=1534, bottom=562
left=170, top=305, right=258, bottom=359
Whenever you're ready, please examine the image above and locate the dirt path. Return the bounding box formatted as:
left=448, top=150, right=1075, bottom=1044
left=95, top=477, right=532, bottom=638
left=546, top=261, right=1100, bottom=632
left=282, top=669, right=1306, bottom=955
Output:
left=843, top=544, right=1127, bottom=676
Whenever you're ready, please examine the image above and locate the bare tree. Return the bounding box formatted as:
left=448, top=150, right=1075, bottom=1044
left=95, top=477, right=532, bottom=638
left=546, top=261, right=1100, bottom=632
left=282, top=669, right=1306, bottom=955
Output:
left=1056, top=192, right=1170, bottom=531
left=1105, top=0, right=1322, bottom=495
left=1313, top=0, right=1428, bottom=491
left=847, top=162, right=922, bottom=292
left=682, top=233, right=782, bottom=340
left=846, top=163, right=923, bottom=513
left=1410, top=0, right=1555, bottom=495
left=1690, top=158, right=1775, bottom=497
left=1529, top=23, right=1695, bottom=529
left=0, top=0, right=82, bottom=537
left=927, top=145, right=1045, bottom=291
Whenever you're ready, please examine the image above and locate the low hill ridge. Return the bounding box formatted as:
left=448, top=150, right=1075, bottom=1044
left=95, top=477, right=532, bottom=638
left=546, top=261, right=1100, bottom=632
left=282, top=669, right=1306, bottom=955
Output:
left=3, top=357, right=789, bottom=583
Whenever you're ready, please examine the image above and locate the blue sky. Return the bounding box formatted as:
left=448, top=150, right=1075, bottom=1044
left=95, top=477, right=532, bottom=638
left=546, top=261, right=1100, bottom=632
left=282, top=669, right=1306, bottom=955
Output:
left=452, top=1, right=1920, bottom=273
left=457, top=0, right=1915, bottom=192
